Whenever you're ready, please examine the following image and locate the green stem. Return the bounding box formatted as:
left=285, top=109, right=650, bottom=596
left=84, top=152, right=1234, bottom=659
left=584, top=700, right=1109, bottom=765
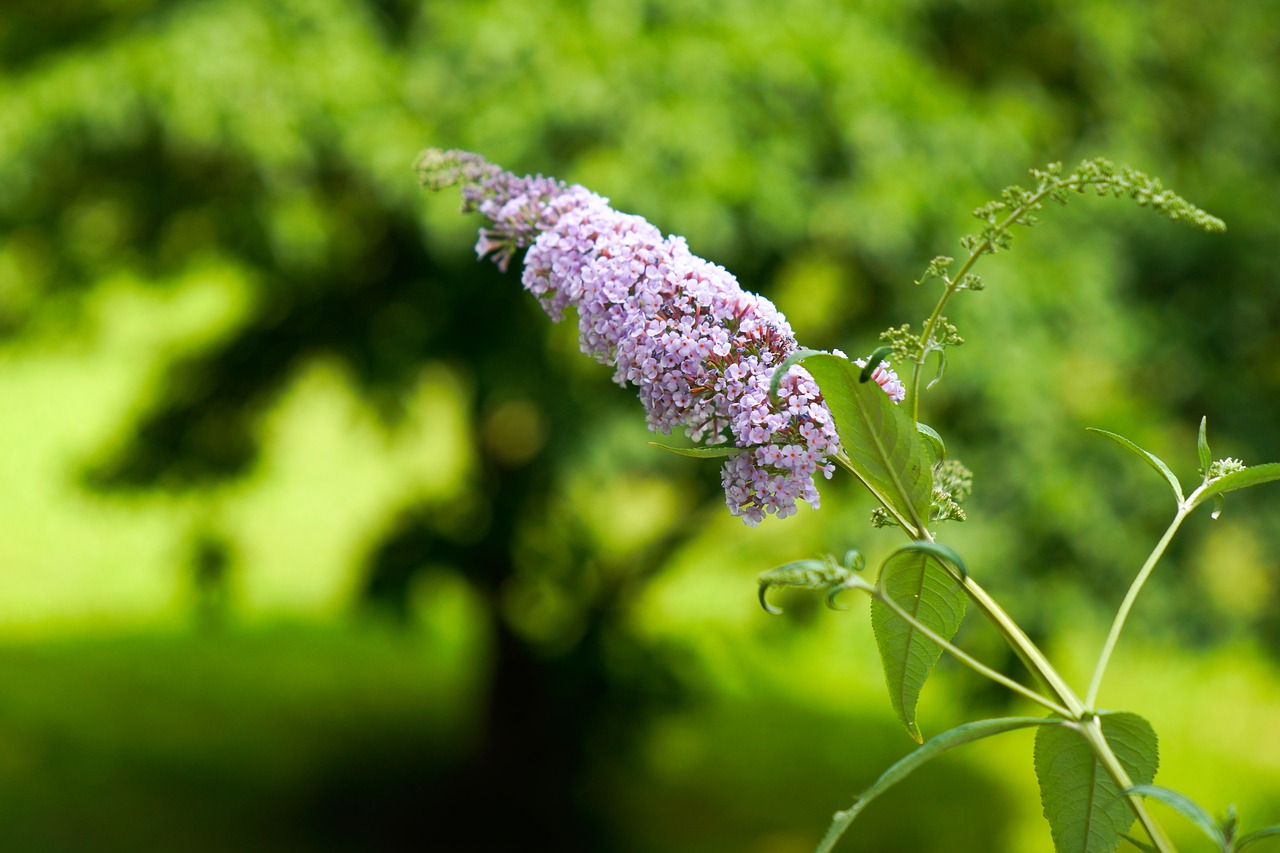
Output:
left=956, top=572, right=1085, bottom=718
left=829, top=305, right=1180, bottom=848
left=831, top=452, right=921, bottom=538
left=1086, top=506, right=1190, bottom=708
left=1078, top=717, right=1180, bottom=853
left=861, top=579, right=1071, bottom=717
left=905, top=174, right=1106, bottom=422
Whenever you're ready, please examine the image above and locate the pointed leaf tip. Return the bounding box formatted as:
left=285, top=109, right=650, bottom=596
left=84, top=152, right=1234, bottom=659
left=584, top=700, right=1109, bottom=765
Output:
left=815, top=717, right=1053, bottom=853
left=1197, top=416, right=1213, bottom=478
left=758, top=583, right=783, bottom=615
left=872, top=546, right=967, bottom=741
left=1086, top=427, right=1185, bottom=504
left=648, top=441, right=745, bottom=459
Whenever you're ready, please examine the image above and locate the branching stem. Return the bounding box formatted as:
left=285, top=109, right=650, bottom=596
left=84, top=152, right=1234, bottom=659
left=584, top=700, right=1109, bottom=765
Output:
left=906, top=173, right=1102, bottom=421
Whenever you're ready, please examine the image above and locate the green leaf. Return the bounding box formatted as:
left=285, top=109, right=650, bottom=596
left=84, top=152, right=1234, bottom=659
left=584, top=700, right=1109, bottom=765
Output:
left=758, top=558, right=858, bottom=615
left=917, top=423, right=946, bottom=465
left=1239, top=825, right=1280, bottom=851
left=859, top=346, right=895, bottom=384
left=816, top=717, right=1053, bottom=853
left=1125, top=785, right=1225, bottom=848
left=647, top=441, right=744, bottom=459
left=1198, top=417, right=1213, bottom=478
left=926, top=347, right=948, bottom=390
left=1194, top=464, right=1280, bottom=506
left=871, top=548, right=967, bottom=742
left=892, top=540, right=968, bottom=579
left=1035, top=713, right=1160, bottom=853
left=770, top=348, right=826, bottom=402
left=1086, top=428, right=1184, bottom=504
left=781, top=351, right=933, bottom=533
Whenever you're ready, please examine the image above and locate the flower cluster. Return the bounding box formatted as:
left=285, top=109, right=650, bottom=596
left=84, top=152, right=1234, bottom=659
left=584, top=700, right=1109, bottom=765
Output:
left=418, top=150, right=904, bottom=525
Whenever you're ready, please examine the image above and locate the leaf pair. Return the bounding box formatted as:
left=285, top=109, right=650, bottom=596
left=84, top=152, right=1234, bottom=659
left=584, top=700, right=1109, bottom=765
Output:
left=1088, top=419, right=1280, bottom=518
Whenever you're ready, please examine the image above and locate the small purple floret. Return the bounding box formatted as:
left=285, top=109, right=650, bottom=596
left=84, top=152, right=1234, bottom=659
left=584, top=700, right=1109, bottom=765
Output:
left=434, top=151, right=904, bottom=526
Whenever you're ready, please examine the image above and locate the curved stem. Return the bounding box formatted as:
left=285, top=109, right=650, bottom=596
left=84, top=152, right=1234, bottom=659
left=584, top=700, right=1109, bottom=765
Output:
left=905, top=174, right=1107, bottom=422
left=1086, top=506, right=1191, bottom=708
left=906, top=195, right=1043, bottom=421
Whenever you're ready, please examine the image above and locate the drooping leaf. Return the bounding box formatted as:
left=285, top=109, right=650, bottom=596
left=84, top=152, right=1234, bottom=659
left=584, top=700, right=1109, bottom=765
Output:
left=917, top=423, right=946, bottom=466
left=859, top=346, right=895, bottom=384
left=1035, top=713, right=1160, bottom=853
left=1124, top=785, right=1224, bottom=848
left=926, top=348, right=948, bottom=391
left=1198, top=417, right=1214, bottom=479
left=815, top=717, right=1054, bottom=853
left=779, top=351, right=933, bottom=533
left=1086, top=428, right=1184, bottom=504
left=871, top=548, right=967, bottom=742
left=758, top=558, right=859, bottom=615
left=891, top=540, right=968, bottom=579
left=1239, top=825, right=1280, bottom=851
left=770, top=348, right=826, bottom=401
left=647, top=441, right=745, bottom=459
left=1194, top=464, right=1280, bottom=506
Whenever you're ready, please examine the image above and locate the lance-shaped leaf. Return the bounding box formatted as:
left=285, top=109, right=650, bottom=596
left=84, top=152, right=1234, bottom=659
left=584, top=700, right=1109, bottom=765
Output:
left=1198, top=417, right=1213, bottom=479
left=1193, top=463, right=1280, bottom=507
left=774, top=351, right=933, bottom=533
left=816, top=717, right=1054, bottom=853
left=1124, top=785, right=1224, bottom=848
left=1086, top=428, right=1184, bottom=504
left=872, top=547, right=967, bottom=742
left=1035, top=713, right=1160, bottom=853
left=1239, top=825, right=1280, bottom=851
left=648, top=441, right=744, bottom=459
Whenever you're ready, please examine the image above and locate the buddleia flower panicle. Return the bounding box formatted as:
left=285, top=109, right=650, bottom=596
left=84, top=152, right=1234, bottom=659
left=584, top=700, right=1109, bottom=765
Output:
left=419, top=149, right=905, bottom=526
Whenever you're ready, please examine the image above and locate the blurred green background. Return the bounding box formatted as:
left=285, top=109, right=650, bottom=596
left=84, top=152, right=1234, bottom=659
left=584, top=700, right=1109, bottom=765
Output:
left=1, top=0, right=1278, bottom=850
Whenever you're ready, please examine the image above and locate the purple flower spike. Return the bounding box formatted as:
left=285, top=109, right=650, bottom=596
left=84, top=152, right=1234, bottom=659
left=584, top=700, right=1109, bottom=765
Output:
left=422, top=150, right=904, bottom=526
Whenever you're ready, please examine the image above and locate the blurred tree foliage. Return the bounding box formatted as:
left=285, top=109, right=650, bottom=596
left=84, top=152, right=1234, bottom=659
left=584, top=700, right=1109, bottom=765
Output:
left=2, top=0, right=1279, bottom=849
